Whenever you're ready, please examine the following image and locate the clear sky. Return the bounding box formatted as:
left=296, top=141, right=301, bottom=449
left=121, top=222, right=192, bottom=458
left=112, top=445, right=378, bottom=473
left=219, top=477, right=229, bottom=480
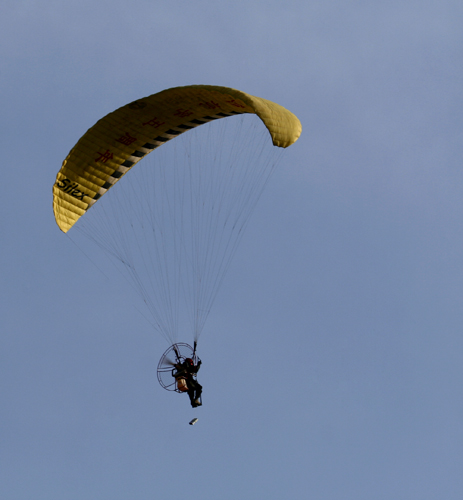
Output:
left=2, top=1, right=463, bottom=499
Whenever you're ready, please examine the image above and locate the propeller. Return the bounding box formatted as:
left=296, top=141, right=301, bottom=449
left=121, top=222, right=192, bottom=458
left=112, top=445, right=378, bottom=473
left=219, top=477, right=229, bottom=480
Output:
left=160, top=356, right=177, bottom=368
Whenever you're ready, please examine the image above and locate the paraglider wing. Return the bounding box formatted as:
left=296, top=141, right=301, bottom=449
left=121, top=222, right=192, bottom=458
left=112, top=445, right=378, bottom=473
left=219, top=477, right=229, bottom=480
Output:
left=53, top=85, right=302, bottom=233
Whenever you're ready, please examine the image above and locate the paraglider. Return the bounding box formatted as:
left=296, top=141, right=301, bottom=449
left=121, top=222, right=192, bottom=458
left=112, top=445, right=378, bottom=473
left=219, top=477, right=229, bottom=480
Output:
left=173, top=357, right=202, bottom=407
left=157, top=343, right=202, bottom=408
left=53, top=85, right=301, bottom=406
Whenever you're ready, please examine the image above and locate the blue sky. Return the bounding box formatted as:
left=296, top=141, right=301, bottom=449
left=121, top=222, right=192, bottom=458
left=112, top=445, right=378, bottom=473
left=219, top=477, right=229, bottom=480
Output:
left=2, top=1, right=463, bottom=499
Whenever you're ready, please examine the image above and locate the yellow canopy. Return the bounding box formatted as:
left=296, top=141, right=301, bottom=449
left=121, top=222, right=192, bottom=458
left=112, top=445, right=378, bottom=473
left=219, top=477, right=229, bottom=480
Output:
left=53, top=85, right=302, bottom=232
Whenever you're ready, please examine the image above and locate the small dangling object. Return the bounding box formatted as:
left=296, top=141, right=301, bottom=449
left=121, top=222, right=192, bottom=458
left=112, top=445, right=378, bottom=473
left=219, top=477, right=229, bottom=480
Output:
left=189, top=418, right=199, bottom=425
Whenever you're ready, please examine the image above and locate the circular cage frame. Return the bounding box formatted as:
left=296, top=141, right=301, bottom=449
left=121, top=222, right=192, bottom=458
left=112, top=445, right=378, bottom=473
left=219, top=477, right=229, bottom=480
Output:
left=157, top=343, right=201, bottom=392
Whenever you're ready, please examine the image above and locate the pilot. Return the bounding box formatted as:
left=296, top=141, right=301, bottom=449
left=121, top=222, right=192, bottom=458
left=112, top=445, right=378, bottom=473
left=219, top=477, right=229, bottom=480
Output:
left=173, top=358, right=202, bottom=407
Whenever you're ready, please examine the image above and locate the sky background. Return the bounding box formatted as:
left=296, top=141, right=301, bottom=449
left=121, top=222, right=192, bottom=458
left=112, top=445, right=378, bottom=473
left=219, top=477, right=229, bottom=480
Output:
left=2, top=1, right=463, bottom=499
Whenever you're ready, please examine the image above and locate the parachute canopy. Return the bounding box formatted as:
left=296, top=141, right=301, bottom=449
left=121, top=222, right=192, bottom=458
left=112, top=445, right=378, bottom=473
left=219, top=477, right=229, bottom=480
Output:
left=54, top=85, right=301, bottom=344
left=53, top=85, right=301, bottom=232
